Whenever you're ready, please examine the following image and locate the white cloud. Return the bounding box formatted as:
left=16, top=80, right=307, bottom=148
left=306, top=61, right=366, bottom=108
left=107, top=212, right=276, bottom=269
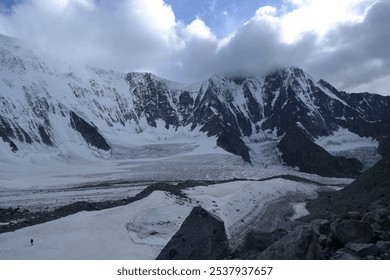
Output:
left=278, top=0, right=376, bottom=43
left=255, top=6, right=277, bottom=17
left=0, top=0, right=389, bottom=95
left=185, top=18, right=216, bottom=40
left=1, top=0, right=182, bottom=73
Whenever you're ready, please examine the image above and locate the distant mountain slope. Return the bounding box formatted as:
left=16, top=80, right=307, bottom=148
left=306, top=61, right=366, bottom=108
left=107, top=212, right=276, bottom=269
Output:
left=1, top=34, right=389, bottom=174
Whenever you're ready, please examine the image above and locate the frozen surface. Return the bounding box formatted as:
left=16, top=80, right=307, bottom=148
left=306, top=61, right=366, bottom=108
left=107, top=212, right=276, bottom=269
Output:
left=0, top=133, right=352, bottom=212
left=0, top=179, right=327, bottom=260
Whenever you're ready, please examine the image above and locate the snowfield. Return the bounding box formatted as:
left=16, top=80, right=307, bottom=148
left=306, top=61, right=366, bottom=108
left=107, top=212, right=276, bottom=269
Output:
left=0, top=134, right=353, bottom=212
left=0, top=124, right=366, bottom=260
left=0, top=179, right=327, bottom=260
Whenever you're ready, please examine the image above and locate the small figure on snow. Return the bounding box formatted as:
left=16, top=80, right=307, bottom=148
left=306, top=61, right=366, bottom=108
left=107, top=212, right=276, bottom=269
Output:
left=30, top=239, right=34, bottom=246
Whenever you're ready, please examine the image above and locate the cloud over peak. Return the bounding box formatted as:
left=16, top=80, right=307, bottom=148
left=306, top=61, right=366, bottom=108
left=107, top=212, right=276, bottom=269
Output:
left=0, top=0, right=389, bottom=95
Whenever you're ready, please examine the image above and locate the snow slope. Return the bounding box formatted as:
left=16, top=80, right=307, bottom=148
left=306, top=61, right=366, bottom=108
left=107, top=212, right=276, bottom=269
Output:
left=0, top=179, right=325, bottom=260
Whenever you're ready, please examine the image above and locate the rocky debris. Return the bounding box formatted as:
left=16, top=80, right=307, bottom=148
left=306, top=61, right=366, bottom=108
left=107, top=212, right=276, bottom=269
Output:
left=236, top=157, right=390, bottom=260
left=156, top=206, right=229, bottom=260
left=251, top=225, right=325, bottom=260
left=277, top=126, right=362, bottom=178
left=235, top=229, right=288, bottom=258
left=236, top=200, right=390, bottom=260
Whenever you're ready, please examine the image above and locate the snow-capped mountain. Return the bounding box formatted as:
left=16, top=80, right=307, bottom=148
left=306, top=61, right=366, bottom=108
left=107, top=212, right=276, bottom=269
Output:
left=3, top=34, right=390, bottom=261
left=1, top=34, right=389, bottom=169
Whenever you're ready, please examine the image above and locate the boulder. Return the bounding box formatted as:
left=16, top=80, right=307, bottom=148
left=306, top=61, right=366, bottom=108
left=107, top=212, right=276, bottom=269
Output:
left=309, top=219, right=331, bottom=236
left=346, top=243, right=379, bottom=257
left=331, top=220, right=374, bottom=244
left=331, top=248, right=359, bottom=260
left=239, top=228, right=288, bottom=257
left=156, top=206, right=229, bottom=260
left=362, top=208, right=390, bottom=227
left=253, top=225, right=325, bottom=260
left=376, top=241, right=390, bottom=254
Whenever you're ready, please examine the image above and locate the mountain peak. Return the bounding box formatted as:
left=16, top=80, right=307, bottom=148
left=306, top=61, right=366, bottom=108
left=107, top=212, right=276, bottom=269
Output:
left=1, top=36, right=390, bottom=168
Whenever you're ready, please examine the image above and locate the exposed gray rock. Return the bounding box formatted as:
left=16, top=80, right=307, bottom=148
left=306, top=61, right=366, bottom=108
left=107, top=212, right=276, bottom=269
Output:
left=309, top=219, right=331, bottom=236
left=253, top=226, right=325, bottom=260
left=362, top=208, right=390, bottom=227
left=344, top=211, right=362, bottom=221
left=156, top=206, right=229, bottom=260
left=331, top=248, right=359, bottom=260
left=376, top=241, right=390, bottom=254
left=304, top=158, right=390, bottom=220
left=238, top=228, right=288, bottom=258
left=331, top=220, right=374, bottom=244
left=346, top=243, right=379, bottom=257
left=378, top=135, right=390, bottom=158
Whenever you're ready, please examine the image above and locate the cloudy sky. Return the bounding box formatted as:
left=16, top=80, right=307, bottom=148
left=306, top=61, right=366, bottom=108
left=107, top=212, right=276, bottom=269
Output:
left=0, top=0, right=389, bottom=95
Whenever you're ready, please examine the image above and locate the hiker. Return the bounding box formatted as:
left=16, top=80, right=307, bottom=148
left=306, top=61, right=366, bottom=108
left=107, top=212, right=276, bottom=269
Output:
left=30, top=239, right=34, bottom=246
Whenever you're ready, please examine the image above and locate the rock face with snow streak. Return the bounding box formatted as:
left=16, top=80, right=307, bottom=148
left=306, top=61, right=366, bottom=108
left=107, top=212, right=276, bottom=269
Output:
left=156, top=206, right=229, bottom=260
left=277, top=125, right=362, bottom=177
left=1, top=34, right=390, bottom=171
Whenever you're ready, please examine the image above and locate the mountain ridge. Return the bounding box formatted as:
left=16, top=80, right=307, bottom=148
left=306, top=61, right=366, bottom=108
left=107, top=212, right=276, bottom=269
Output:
left=1, top=34, right=390, bottom=174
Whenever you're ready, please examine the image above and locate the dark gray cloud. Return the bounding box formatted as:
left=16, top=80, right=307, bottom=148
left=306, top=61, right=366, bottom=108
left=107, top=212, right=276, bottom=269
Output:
left=302, top=0, right=390, bottom=93
left=0, top=0, right=389, bottom=95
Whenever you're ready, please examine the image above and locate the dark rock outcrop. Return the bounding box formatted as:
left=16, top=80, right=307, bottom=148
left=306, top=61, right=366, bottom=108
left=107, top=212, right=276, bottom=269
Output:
left=69, top=111, right=111, bottom=151
left=236, top=228, right=288, bottom=258
left=277, top=126, right=362, bottom=178
left=378, top=136, right=390, bottom=158
left=156, top=206, right=229, bottom=260
left=216, top=131, right=251, bottom=163
left=304, top=157, right=390, bottom=219
left=331, top=220, right=374, bottom=244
